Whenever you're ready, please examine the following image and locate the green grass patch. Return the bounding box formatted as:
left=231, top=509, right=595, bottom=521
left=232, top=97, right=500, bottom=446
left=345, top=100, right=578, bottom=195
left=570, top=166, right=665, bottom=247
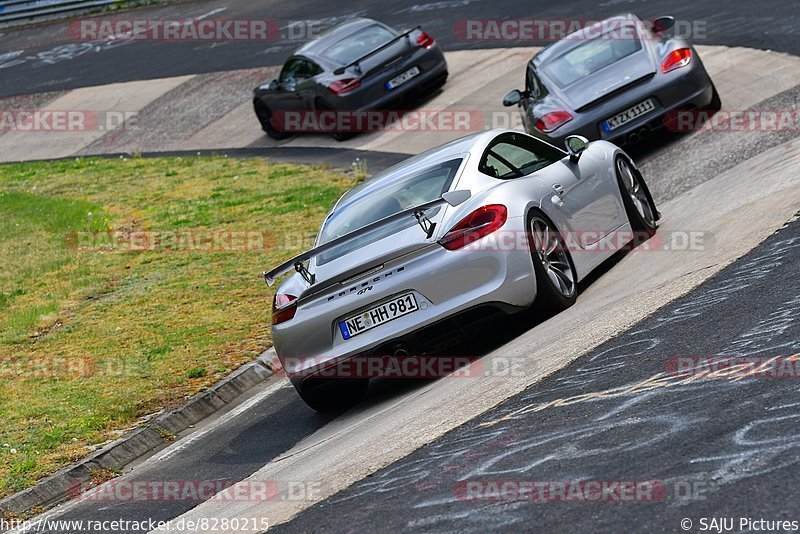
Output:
left=0, top=156, right=355, bottom=496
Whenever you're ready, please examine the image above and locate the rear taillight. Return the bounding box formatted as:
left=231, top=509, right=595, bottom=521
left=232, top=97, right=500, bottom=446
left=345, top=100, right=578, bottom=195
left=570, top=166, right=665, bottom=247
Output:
left=272, top=293, right=297, bottom=325
left=535, top=110, right=573, bottom=133
left=661, top=48, right=692, bottom=73
left=439, top=205, right=508, bottom=251
left=417, top=31, right=435, bottom=49
left=328, top=78, right=361, bottom=95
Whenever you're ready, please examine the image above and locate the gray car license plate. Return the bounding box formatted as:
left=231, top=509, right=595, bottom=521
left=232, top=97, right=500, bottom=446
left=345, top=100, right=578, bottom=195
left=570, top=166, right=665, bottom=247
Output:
left=339, top=293, right=418, bottom=340
left=603, top=98, right=656, bottom=131
left=386, top=66, right=420, bottom=90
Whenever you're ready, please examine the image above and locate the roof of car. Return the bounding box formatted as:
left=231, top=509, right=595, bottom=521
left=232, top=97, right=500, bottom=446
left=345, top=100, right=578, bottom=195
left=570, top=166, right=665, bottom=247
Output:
left=532, top=13, right=641, bottom=67
left=296, top=18, right=393, bottom=62
left=332, top=130, right=500, bottom=209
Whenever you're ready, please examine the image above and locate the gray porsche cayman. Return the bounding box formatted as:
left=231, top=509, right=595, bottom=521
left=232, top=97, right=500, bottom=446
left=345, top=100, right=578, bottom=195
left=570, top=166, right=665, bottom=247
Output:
left=502, top=14, right=720, bottom=146
left=253, top=18, right=448, bottom=141
left=264, top=130, right=659, bottom=410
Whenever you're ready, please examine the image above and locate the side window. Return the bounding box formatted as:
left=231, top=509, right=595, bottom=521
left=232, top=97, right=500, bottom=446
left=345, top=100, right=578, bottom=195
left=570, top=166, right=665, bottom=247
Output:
left=279, top=58, right=304, bottom=82
left=525, top=65, right=548, bottom=99
left=279, top=58, right=321, bottom=82
left=480, top=133, right=563, bottom=179
left=306, top=61, right=323, bottom=77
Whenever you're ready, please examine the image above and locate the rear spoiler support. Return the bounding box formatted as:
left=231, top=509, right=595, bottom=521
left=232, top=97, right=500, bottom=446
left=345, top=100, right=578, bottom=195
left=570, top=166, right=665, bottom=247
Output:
left=263, top=189, right=471, bottom=287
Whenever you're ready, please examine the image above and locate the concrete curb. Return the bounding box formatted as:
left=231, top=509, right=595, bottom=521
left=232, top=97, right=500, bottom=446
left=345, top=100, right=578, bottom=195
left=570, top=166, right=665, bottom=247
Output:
left=0, top=348, right=279, bottom=518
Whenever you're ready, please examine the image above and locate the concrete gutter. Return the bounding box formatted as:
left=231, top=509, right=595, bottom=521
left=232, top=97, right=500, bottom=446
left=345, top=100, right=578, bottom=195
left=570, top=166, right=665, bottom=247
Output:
left=0, top=349, right=279, bottom=518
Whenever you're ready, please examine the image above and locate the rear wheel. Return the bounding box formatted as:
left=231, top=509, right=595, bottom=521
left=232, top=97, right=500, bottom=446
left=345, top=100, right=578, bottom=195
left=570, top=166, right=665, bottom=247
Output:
left=254, top=101, right=290, bottom=140
left=708, top=82, right=722, bottom=111
left=528, top=212, right=577, bottom=312
left=616, top=157, right=657, bottom=248
left=315, top=101, right=355, bottom=142
left=296, top=378, right=368, bottom=412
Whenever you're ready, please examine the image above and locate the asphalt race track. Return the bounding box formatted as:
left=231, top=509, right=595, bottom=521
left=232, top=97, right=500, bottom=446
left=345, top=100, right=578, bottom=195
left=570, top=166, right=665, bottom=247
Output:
left=2, top=0, right=800, bottom=533
left=1, top=0, right=800, bottom=97
left=273, top=217, right=800, bottom=534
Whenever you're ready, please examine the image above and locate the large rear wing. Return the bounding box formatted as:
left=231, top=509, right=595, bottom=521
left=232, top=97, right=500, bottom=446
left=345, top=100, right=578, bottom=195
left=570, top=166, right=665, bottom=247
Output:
left=333, top=26, right=421, bottom=76
left=263, top=190, right=470, bottom=286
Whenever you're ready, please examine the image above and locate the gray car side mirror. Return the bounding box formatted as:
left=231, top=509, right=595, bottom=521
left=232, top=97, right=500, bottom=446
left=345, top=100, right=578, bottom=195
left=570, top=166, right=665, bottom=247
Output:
left=503, top=89, right=523, bottom=107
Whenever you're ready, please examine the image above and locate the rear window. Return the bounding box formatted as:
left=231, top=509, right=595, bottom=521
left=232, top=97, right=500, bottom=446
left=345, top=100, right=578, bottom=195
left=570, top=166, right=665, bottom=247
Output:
left=323, top=24, right=397, bottom=65
left=543, top=27, right=642, bottom=87
left=316, top=158, right=462, bottom=263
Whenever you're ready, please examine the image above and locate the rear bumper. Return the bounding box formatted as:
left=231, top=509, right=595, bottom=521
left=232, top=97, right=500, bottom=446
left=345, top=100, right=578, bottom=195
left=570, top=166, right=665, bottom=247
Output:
left=328, top=45, right=448, bottom=111
left=272, top=217, right=535, bottom=383
left=529, top=59, right=716, bottom=146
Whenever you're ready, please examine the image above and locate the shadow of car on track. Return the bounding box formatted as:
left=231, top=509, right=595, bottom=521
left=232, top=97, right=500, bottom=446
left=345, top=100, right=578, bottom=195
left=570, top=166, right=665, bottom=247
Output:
left=321, top=243, right=635, bottom=415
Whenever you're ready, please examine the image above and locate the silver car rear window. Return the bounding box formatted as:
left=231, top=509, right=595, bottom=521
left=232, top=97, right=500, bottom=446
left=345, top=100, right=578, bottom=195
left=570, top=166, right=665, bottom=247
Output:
left=319, top=158, right=462, bottom=245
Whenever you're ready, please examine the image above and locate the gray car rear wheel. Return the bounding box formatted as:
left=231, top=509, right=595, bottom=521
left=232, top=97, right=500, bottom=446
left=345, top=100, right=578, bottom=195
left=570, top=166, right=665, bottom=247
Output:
left=315, top=100, right=355, bottom=142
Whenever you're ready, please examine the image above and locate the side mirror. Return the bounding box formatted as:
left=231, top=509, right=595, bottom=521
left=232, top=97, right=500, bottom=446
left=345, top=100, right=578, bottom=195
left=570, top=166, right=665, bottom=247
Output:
left=442, top=190, right=471, bottom=207
left=502, top=89, right=523, bottom=107
left=651, top=16, right=675, bottom=34
left=565, top=135, right=589, bottom=162
left=268, top=79, right=280, bottom=91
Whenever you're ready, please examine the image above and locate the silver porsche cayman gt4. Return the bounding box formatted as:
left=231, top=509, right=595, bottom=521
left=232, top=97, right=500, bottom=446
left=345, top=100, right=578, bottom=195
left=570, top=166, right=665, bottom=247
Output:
left=264, top=129, right=659, bottom=410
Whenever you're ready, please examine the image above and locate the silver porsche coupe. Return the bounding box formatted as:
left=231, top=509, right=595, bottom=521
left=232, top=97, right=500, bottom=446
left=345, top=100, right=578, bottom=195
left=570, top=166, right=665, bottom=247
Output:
left=264, top=129, right=658, bottom=409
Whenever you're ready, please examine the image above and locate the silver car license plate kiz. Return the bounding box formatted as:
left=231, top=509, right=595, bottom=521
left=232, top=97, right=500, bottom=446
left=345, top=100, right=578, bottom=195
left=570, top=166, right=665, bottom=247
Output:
left=339, top=293, right=419, bottom=340
left=603, top=98, right=656, bottom=131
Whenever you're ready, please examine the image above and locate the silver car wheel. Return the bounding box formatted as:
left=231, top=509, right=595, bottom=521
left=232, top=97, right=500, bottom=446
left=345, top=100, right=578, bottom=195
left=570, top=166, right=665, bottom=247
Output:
left=530, top=217, right=575, bottom=298
left=617, top=158, right=656, bottom=227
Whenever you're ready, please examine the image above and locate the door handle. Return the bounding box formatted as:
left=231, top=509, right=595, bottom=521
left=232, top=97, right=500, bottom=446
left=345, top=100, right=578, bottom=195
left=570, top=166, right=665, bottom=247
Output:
left=552, top=184, right=565, bottom=197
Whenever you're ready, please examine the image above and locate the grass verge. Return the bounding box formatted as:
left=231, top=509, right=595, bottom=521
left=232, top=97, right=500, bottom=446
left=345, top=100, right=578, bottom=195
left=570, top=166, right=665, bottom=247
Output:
left=0, top=155, right=355, bottom=497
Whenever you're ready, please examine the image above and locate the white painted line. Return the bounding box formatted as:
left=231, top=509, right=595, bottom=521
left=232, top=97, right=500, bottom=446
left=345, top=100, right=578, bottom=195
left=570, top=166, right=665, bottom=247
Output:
left=146, top=378, right=290, bottom=465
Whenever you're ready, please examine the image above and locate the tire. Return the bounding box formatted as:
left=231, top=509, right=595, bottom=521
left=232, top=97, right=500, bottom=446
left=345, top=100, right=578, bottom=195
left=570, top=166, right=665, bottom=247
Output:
left=315, top=100, right=355, bottom=142
left=296, top=378, right=368, bottom=412
left=708, top=82, right=722, bottom=111
left=254, top=101, right=291, bottom=140
left=527, top=210, right=578, bottom=312
left=615, top=156, right=658, bottom=248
